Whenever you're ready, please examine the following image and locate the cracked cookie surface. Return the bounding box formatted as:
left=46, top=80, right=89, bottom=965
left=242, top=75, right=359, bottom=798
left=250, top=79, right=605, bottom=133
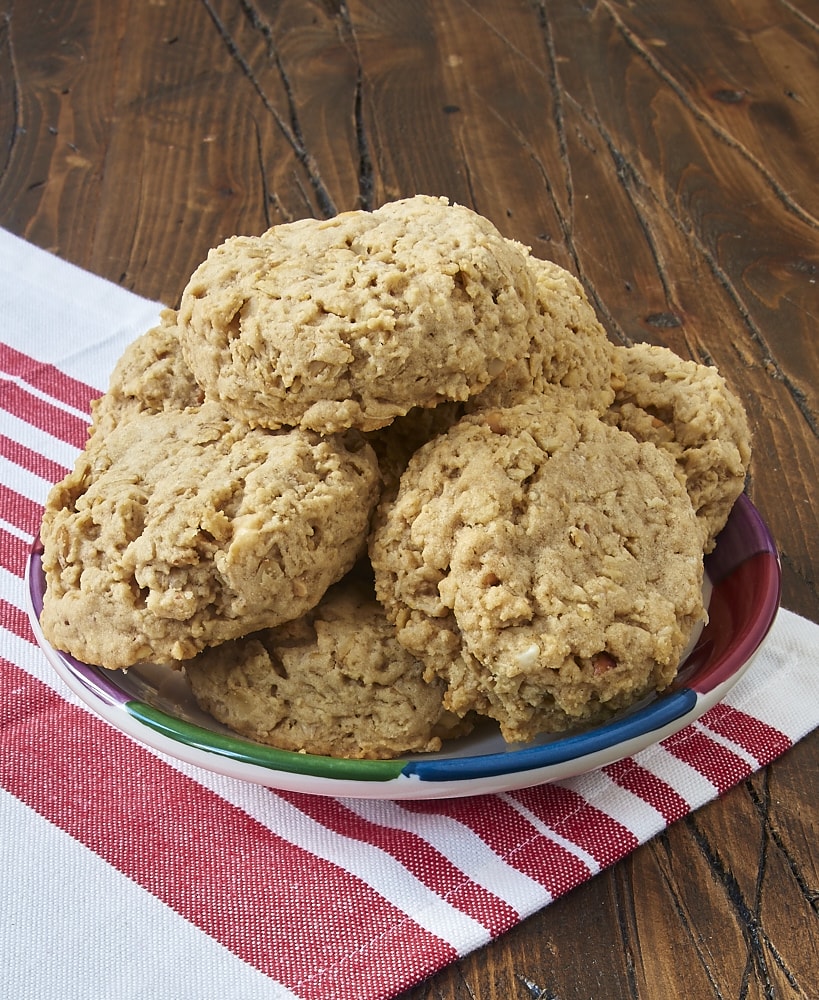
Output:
left=184, top=566, right=471, bottom=759
left=468, top=255, right=617, bottom=415
left=177, top=195, right=534, bottom=433
left=40, top=402, right=381, bottom=668
left=605, top=343, right=751, bottom=550
left=90, top=308, right=203, bottom=438
left=370, top=399, right=706, bottom=742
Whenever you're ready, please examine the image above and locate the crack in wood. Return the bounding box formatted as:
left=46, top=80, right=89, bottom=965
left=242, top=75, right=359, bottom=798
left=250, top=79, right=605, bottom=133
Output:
left=469, top=12, right=624, bottom=351
left=673, top=223, right=819, bottom=436
left=514, top=972, right=557, bottom=999
left=457, top=131, right=479, bottom=217
left=200, top=0, right=337, bottom=218
left=532, top=0, right=576, bottom=238
left=612, top=865, right=642, bottom=999
left=599, top=0, right=819, bottom=231
left=456, top=0, right=550, bottom=81
left=336, top=2, right=374, bottom=211
left=239, top=0, right=315, bottom=173
left=687, top=812, right=808, bottom=998
left=778, top=549, right=819, bottom=615
left=458, top=0, right=817, bottom=435
left=0, top=11, right=22, bottom=182
left=558, top=84, right=819, bottom=436
left=566, top=99, right=708, bottom=361
left=747, top=774, right=819, bottom=916
left=646, top=831, right=731, bottom=997
left=252, top=116, right=271, bottom=228
left=779, top=0, right=819, bottom=33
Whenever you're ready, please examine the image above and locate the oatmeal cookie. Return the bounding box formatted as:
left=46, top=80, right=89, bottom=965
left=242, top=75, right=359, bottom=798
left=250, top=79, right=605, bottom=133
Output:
left=468, top=255, right=617, bottom=414
left=177, top=195, right=535, bottom=433
left=364, top=401, right=464, bottom=497
left=184, top=566, right=471, bottom=759
left=370, top=400, right=706, bottom=743
left=40, top=402, right=381, bottom=669
left=605, top=343, right=751, bottom=550
left=90, top=308, right=203, bottom=438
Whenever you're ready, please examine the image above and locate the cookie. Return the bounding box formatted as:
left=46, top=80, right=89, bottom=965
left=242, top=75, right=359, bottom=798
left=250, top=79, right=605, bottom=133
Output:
left=364, top=401, right=464, bottom=497
left=468, top=255, right=617, bottom=414
left=90, top=308, right=204, bottom=438
left=370, top=400, right=706, bottom=743
left=605, top=343, right=751, bottom=550
left=177, top=195, right=535, bottom=433
left=184, top=566, right=471, bottom=759
left=40, top=402, right=381, bottom=668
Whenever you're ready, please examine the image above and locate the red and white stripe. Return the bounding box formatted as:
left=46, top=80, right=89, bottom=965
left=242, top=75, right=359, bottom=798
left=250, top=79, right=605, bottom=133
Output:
left=1, top=328, right=815, bottom=1000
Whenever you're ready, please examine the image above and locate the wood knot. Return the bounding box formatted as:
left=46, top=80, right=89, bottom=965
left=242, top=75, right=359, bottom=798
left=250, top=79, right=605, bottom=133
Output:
left=645, top=312, right=682, bottom=329
left=712, top=88, right=746, bottom=103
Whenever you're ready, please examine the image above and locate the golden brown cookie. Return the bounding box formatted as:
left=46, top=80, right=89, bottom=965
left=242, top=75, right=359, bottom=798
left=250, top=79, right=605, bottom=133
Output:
left=370, top=400, right=706, bottom=743
left=40, top=402, right=381, bottom=669
left=90, top=308, right=204, bottom=438
left=177, top=195, right=535, bottom=433
left=468, top=255, right=617, bottom=414
left=605, top=343, right=751, bottom=550
left=184, top=566, right=471, bottom=759
left=364, top=401, right=465, bottom=498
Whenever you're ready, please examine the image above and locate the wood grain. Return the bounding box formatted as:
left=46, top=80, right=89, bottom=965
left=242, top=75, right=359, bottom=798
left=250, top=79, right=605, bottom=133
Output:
left=0, top=2, right=816, bottom=998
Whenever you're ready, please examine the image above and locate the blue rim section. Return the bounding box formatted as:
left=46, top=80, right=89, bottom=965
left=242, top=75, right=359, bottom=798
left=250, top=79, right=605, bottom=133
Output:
left=400, top=688, right=699, bottom=782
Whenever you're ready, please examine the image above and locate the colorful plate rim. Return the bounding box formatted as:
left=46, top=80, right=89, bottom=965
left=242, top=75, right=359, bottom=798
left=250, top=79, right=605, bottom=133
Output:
left=26, top=493, right=781, bottom=799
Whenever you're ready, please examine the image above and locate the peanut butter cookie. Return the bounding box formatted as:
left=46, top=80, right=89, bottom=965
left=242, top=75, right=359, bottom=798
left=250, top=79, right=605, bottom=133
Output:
left=468, top=255, right=617, bottom=415
left=40, top=403, right=381, bottom=668
left=177, top=195, right=535, bottom=433
left=605, top=343, right=751, bottom=550
left=90, top=308, right=203, bottom=438
left=370, top=400, right=706, bottom=743
left=184, top=566, right=470, bottom=759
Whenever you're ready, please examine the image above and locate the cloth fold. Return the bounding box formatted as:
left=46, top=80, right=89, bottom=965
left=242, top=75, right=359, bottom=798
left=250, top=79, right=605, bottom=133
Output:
left=1, top=228, right=817, bottom=1000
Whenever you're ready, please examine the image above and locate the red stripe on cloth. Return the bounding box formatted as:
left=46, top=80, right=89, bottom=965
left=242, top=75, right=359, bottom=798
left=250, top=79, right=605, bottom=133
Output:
left=0, top=433, right=68, bottom=484
left=0, top=483, right=42, bottom=538
left=0, top=598, right=32, bottom=642
left=700, top=702, right=792, bottom=767
left=404, top=796, right=591, bottom=898
left=0, top=655, right=456, bottom=1000
left=0, top=342, right=99, bottom=413
left=662, top=726, right=752, bottom=794
left=278, top=791, right=519, bottom=938
left=0, top=381, right=89, bottom=448
left=604, top=757, right=691, bottom=825
left=0, top=527, right=28, bottom=576
left=511, top=783, right=639, bottom=869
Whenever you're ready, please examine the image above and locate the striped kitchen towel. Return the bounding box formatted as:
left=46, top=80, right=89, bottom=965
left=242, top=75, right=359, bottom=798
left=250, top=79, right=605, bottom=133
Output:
left=2, top=228, right=817, bottom=1000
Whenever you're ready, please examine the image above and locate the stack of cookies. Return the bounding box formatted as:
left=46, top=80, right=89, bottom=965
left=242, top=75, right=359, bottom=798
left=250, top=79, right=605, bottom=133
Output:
left=39, top=196, right=751, bottom=757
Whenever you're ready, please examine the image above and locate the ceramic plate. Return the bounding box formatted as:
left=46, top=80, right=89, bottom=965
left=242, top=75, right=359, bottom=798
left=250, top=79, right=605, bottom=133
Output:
left=26, top=494, right=780, bottom=799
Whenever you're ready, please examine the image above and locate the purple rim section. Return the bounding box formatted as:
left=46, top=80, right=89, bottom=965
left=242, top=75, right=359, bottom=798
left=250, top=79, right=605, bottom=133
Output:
left=686, top=494, right=781, bottom=696
left=704, top=493, right=779, bottom=583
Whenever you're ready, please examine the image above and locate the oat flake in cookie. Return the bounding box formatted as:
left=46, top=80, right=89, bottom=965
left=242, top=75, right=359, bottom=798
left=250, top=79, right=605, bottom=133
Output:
left=184, top=566, right=471, bottom=760
left=40, top=402, right=381, bottom=669
left=370, top=400, right=707, bottom=744
left=177, top=195, right=535, bottom=434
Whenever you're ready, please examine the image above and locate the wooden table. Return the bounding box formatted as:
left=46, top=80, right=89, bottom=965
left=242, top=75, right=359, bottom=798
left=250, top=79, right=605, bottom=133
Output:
left=1, top=2, right=816, bottom=997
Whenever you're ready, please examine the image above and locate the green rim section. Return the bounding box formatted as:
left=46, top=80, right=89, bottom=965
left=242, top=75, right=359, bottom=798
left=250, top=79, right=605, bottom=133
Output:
left=125, top=701, right=409, bottom=783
